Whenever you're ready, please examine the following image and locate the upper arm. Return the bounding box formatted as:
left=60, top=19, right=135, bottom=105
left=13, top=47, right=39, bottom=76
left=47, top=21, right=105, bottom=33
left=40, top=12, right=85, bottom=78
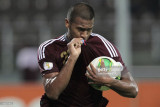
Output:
left=110, top=45, right=136, bottom=84
left=121, top=67, right=138, bottom=91
left=121, top=67, right=134, bottom=81
left=42, top=72, right=59, bottom=88
left=38, top=42, right=60, bottom=94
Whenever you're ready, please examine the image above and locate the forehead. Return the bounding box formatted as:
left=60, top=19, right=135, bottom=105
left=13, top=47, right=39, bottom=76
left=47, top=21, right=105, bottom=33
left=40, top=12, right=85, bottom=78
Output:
left=72, top=17, right=94, bottom=28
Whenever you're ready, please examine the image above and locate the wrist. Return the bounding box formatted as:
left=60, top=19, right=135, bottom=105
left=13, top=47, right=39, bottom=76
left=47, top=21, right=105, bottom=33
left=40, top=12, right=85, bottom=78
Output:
left=105, top=79, right=119, bottom=87
left=67, top=55, right=79, bottom=63
left=69, top=54, right=80, bottom=60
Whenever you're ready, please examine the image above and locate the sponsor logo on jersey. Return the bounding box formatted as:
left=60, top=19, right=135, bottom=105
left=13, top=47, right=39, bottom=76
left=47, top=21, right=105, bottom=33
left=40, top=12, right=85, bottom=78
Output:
left=43, top=62, right=53, bottom=70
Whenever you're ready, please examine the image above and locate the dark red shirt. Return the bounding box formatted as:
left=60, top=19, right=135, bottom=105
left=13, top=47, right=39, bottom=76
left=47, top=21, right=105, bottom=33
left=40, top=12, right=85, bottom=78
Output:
left=38, top=33, right=125, bottom=107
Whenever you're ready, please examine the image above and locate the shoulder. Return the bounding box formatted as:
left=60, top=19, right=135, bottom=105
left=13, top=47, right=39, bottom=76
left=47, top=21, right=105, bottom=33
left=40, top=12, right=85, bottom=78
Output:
left=89, top=33, right=119, bottom=58
left=90, top=33, right=106, bottom=40
left=90, top=33, right=111, bottom=45
left=38, top=35, right=66, bottom=60
left=89, top=33, right=125, bottom=66
left=90, top=33, right=112, bottom=43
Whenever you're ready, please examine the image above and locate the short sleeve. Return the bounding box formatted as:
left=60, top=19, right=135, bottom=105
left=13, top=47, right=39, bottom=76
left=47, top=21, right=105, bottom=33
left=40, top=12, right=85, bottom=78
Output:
left=111, top=45, right=128, bottom=73
left=37, top=42, right=59, bottom=76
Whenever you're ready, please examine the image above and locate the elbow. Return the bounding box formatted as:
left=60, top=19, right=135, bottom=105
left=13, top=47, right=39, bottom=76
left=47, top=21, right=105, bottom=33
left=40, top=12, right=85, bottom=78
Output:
left=46, top=92, right=60, bottom=100
left=45, top=88, right=60, bottom=100
left=131, top=89, right=138, bottom=98
left=130, top=86, right=138, bottom=98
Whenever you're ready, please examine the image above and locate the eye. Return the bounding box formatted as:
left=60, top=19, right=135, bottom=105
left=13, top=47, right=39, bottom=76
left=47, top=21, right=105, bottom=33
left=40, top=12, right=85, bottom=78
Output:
left=77, top=27, right=85, bottom=32
left=77, top=27, right=92, bottom=32
left=87, top=28, right=92, bottom=32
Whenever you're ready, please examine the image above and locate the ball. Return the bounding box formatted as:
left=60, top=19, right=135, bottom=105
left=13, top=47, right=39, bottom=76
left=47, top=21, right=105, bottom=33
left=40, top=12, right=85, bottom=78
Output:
left=87, top=56, right=123, bottom=91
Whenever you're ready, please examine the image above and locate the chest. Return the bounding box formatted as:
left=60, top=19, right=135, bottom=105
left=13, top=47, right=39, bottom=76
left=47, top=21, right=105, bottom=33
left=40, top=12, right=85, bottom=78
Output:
left=53, top=45, right=69, bottom=70
left=53, top=41, right=111, bottom=71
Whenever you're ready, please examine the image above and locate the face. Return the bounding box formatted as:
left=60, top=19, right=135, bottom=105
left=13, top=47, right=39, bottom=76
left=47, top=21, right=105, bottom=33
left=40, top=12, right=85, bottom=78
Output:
left=65, top=17, right=94, bottom=40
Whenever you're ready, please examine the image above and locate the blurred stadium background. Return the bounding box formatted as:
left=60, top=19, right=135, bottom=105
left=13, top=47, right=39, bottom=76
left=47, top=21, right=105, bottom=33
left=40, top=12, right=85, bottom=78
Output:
left=0, top=0, right=160, bottom=107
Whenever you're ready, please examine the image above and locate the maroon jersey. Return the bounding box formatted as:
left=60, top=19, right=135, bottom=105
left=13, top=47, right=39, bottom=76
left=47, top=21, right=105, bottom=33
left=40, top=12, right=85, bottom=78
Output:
left=38, top=33, right=125, bottom=107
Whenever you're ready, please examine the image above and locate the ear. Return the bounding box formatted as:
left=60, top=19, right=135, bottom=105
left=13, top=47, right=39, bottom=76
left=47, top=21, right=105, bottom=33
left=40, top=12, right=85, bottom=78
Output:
left=65, top=18, right=69, bottom=28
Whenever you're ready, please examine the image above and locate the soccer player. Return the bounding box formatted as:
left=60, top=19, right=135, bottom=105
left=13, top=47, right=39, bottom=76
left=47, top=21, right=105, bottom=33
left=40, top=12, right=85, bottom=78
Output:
left=38, top=2, right=138, bottom=107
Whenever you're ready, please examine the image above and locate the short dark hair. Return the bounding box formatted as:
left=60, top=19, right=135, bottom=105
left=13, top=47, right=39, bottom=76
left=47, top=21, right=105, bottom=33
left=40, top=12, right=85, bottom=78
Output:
left=67, top=2, right=95, bottom=23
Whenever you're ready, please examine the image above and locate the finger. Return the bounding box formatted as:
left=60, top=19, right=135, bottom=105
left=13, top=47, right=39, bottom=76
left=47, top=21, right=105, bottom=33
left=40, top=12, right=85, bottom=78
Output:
left=73, top=42, right=82, bottom=49
left=73, top=39, right=83, bottom=48
left=73, top=42, right=78, bottom=47
left=88, top=81, right=100, bottom=84
left=101, top=59, right=105, bottom=68
left=85, top=73, right=94, bottom=80
left=86, top=66, right=96, bottom=77
left=90, top=63, right=98, bottom=74
left=88, top=81, right=96, bottom=84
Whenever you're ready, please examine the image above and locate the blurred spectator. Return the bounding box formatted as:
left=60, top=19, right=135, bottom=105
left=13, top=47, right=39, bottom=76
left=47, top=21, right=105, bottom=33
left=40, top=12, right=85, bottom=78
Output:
left=16, top=47, right=39, bottom=82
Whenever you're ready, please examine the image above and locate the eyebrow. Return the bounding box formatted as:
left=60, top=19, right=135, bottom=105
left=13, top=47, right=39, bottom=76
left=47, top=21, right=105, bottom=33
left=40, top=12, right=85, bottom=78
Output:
left=77, top=27, right=93, bottom=31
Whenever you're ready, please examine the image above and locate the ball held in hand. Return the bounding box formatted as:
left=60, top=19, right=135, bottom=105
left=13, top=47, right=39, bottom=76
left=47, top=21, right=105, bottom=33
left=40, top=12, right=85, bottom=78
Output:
left=86, top=56, right=123, bottom=91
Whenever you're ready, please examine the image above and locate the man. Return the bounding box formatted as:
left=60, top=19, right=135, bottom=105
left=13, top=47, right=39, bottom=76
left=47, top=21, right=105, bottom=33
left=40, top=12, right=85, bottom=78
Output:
left=38, top=2, right=138, bottom=107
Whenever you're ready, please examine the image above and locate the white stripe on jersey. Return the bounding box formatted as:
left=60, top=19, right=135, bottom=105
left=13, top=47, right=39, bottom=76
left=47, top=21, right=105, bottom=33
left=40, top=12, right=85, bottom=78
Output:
left=38, top=35, right=65, bottom=60
left=38, top=40, right=52, bottom=60
left=91, top=33, right=118, bottom=57
left=107, top=40, right=118, bottom=57
left=42, top=40, right=56, bottom=59
left=60, top=36, right=65, bottom=41
left=98, top=35, right=118, bottom=57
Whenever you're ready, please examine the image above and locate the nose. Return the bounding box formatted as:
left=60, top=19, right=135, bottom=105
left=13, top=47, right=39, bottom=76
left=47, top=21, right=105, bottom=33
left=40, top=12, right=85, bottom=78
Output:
left=80, top=31, right=88, bottom=39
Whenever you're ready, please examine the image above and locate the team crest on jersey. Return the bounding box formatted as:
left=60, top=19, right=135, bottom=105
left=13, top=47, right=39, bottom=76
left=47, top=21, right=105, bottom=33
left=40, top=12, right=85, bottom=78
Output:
left=43, top=62, right=53, bottom=70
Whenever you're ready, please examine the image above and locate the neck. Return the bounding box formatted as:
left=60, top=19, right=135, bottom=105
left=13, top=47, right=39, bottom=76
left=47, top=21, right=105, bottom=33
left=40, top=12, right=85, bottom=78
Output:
left=66, top=32, right=72, bottom=40
left=65, top=32, right=72, bottom=42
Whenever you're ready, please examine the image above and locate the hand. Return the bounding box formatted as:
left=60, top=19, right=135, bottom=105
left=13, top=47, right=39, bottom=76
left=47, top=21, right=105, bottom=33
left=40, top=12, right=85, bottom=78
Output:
left=67, top=38, right=83, bottom=59
left=85, top=59, right=116, bottom=87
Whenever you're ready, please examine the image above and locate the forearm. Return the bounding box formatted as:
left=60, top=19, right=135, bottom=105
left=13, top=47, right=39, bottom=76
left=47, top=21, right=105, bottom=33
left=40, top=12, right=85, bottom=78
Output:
left=45, top=56, right=77, bottom=100
left=42, top=38, right=83, bottom=100
left=107, top=79, right=138, bottom=98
